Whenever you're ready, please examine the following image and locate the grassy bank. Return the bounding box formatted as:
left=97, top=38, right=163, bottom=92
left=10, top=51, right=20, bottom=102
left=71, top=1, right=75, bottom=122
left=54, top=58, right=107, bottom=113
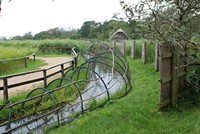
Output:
left=48, top=58, right=200, bottom=134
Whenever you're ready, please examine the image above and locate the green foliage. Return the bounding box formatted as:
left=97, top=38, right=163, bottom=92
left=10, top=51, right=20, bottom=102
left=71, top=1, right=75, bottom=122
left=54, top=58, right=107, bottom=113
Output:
left=184, top=66, right=200, bottom=105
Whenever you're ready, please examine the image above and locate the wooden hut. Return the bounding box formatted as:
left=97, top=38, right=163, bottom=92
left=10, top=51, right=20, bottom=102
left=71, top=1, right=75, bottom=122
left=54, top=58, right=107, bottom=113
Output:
left=110, top=28, right=129, bottom=55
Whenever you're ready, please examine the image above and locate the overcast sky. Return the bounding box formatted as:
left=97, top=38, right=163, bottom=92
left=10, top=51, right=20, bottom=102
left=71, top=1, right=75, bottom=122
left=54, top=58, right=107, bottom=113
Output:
left=0, top=0, right=134, bottom=38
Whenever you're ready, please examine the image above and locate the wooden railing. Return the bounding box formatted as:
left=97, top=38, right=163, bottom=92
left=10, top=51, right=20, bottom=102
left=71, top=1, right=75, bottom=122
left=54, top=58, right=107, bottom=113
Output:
left=0, top=53, right=36, bottom=68
left=0, top=48, right=78, bottom=102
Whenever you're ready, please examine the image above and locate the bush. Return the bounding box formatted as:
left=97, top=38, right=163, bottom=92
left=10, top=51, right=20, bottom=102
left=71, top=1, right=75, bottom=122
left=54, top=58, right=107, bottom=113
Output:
left=185, top=65, right=200, bottom=104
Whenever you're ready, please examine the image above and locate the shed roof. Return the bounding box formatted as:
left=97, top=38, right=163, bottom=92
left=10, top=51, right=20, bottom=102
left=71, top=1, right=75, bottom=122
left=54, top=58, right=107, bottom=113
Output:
left=110, top=28, right=129, bottom=40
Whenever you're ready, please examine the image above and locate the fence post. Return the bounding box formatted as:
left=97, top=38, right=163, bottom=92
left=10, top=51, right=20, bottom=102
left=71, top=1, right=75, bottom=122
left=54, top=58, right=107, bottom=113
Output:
left=171, top=47, right=179, bottom=106
left=112, top=40, right=116, bottom=49
left=131, top=40, right=136, bottom=58
left=61, top=64, right=64, bottom=77
left=75, top=57, right=78, bottom=67
left=121, top=40, right=125, bottom=56
left=3, top=78, right=8, bottom=102
left=33, top=54, right=36, bottom=63
left=24, top=57, right=27, bottom=68
left=43, top=70, right=47, bottom=88
left=142, top=41, right=147, bottom=64
left=71, top=60, right=75, bottom=70
left=155, top=43, right=159, bottom=71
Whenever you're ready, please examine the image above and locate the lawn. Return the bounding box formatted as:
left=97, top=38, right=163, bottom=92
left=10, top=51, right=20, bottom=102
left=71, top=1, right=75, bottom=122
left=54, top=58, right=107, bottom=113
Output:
left=47, top=58, right=200, bottom=134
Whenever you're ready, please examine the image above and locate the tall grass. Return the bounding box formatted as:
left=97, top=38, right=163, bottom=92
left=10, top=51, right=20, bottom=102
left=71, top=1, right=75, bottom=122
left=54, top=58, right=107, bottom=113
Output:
left=0, top=39, right=88, bottom=75
left=0, top=46, right=36, bottom=75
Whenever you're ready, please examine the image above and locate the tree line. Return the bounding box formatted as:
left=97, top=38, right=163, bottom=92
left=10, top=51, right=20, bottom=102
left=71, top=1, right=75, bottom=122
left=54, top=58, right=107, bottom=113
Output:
left=4, top=19, right=143, bottom=41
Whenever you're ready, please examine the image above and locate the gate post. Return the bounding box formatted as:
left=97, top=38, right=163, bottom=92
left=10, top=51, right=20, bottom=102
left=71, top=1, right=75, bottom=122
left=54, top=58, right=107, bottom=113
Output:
left=131, top=40, right=136, bottom=58
left=171, top=48, right=179, bottom=106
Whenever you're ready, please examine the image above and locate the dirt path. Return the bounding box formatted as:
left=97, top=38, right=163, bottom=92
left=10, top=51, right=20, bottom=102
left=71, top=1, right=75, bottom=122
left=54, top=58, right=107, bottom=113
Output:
left=0, top=56, right=72, bottom=100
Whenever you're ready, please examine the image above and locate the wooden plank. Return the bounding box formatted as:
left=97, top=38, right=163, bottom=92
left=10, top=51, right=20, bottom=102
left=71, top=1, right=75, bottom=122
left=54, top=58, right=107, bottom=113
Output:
left=159, top=43, right=172, bottom=110
left=3, top=78, right=8, bottom=102
left=162, top=53, right=172, bottom=58
left=142, top=41, right=147, bottom=64
left=159, top=76, right=171, bottom=83
left=131, top=40, right=136, bottom=58
left=171, top=48, right=179, bottom=106
left=121, top=40, right=125, bottom=56
left=43, top=70, right=47, bottom=88
left=155, top=43, right=159, bottom=71
left=6, top=77, right=44, bottom=89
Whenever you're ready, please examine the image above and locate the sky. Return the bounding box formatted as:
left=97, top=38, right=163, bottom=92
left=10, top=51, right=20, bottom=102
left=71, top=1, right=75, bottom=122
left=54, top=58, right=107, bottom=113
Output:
left=0, top=0, right=134, bottom=38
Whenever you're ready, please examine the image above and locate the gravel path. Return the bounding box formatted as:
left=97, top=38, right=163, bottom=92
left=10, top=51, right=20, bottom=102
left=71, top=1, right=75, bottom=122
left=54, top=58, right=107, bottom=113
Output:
left=0, top=56, right=72, bottom=100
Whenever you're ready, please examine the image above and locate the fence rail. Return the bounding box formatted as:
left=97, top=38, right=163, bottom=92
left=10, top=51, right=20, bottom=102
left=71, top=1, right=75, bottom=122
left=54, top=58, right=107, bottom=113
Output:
left=0, top=48, right=78, bottom=102
left=0, top=53, right=36, bottom=68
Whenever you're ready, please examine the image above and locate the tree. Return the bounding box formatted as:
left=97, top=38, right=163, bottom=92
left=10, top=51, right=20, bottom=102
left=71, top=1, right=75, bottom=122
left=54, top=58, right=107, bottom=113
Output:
left=23, top=32, right=33, bottom=40
left=78, top=21, right=96, bottom=38
left=120, top=0, right=200, bottom=48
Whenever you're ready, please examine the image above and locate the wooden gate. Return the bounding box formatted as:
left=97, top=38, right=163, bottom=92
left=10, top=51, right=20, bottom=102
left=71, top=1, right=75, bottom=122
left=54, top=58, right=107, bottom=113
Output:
left=158, top=43, right=187, bottom=109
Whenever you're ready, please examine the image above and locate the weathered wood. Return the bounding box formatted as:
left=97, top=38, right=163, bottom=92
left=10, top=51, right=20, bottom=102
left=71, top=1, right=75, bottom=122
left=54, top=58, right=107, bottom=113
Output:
left=155, top=43, right=159, bottom=71
left=33, top=54, right=36, bottom=62
left=3, top=78, right=8, bottom=102
left=131, top=40, right=136, bottom=58
left=142, top=41, right=147, bottom=64
left=121, top=40, right=125, bottom=56
left=112, top=41, right=116, bottom=49
left=24, top=57, right=27, bottom=68
left=171, top=48, right=179, bottom=106
left=61, top=64, right=64, bottom=77
left=158, top=43, right=172, bottom=109
left=43, top=70, right=47, bottom=88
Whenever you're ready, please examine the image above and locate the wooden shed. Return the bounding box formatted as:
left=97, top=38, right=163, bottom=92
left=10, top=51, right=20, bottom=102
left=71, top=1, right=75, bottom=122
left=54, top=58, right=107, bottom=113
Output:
left=110, top=28, right=129, bottom=41
left=110, top=28, right=129, bottom=55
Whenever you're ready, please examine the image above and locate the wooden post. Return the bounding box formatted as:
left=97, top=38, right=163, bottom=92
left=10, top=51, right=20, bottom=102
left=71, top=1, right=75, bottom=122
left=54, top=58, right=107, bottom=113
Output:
left=171, top=48, right=179, bottom=106
left=24, top=57, right=27, bottom=68
left=142, top=41, right=147, bottom=64
left=43, top=70, right=47, bottom=88
left=33, top=54, right=36, bottom=63
left=3, top=78, right=8, bottom=102
left=112, top=40, right=116, bottom=49
left=71, top=60, right=75, bottom=70
left=61, top=64, right=64, bottom=77
left=75, top=57, right=78, bottom=67
left=121, top=40, right=125, bottom=56
left=158, top=43, right=173, bottom=110
left=131, top=40, right=136, bottom=58
left=155, top=43, right=159, bottom=71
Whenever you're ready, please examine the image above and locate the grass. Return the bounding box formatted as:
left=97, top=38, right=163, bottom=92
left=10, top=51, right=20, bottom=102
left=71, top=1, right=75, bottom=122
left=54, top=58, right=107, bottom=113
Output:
left=0, top=59, right=46, bottom=76
left=47, top=58, right=200, bottom=134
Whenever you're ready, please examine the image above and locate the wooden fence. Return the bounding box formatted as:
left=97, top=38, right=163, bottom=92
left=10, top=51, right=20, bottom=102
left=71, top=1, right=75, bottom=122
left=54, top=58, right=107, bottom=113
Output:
left=0, top=48, right=78, bottom=102
left=0, top=53, right=36, bottom=68
left=158, top=43, right=187, bottom=109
